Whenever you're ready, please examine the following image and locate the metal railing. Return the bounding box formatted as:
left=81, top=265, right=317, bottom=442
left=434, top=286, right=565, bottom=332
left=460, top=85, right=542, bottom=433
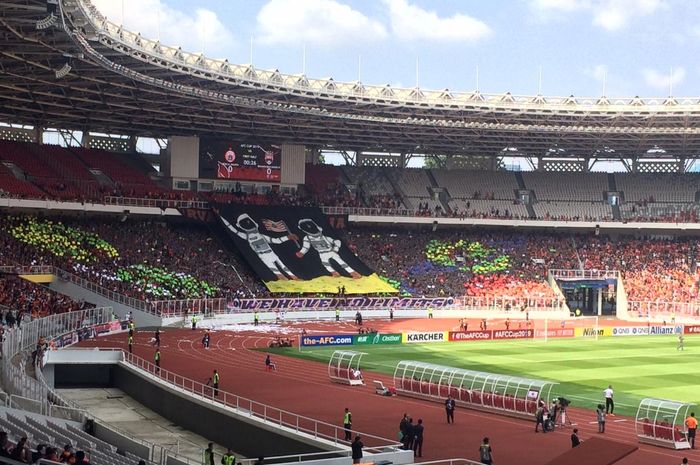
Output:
left=0, top=307, right=112, bottom=418
left=121, top=351, right=401, bottom=451
left=628, top=300, right=700, bottom=317
left=104, top=196, right=209, bottom=210
left=453, top=296, right=565, bottom=312
left=150, top=298, right=227, bottom=317
left=549, top=269, right=621, bottom=280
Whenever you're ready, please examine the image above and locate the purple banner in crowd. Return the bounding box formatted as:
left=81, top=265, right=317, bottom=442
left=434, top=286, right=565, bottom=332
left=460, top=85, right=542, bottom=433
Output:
left=230, top=296, right=454, bottom=311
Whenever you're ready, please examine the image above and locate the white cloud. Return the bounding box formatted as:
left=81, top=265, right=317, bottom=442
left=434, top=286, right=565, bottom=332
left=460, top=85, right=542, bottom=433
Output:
left=383, top=0, right=491, bottom=43
left=529, top=0, right=663, bottom=31
left=91, top=0, right=234, bottom=56
left=642, top=67, right=685, bottom=91
left=256, top=0, right=387, bottom=46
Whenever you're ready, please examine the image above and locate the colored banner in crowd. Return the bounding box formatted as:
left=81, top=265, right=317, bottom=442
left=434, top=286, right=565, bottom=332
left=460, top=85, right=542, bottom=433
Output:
left=611, top=325, right=683, bottom=336
left=53, top=320, right=125, bottom=348
left=403, top=332, right=448, bottom=343
left=230, top=296, right=454, bottom=311
left=574, top=327, right=613, bottom=338
left=353, top=333, right=402, bottom=345
left=300, top=334, right=354, bottom=347
left=218, top=204, right=396, bottom=294
left=684, top=325, right=700, bottom=334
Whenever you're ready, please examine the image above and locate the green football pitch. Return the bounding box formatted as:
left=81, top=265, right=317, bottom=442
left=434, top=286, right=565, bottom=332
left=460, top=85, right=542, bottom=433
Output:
left=268, top=335, right=700, bottom=417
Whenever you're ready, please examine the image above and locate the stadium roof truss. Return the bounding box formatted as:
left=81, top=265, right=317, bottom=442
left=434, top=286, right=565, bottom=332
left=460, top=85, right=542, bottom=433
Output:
left=3, top=0, right=700, bottom=160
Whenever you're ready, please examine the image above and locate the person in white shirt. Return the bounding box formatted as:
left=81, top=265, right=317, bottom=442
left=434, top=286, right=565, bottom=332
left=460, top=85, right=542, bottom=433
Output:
left=604, top=385, right=615, bottom=416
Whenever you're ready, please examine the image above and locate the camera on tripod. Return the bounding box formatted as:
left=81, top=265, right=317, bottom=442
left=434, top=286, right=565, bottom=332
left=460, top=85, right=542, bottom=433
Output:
left=558, top=397, right=571, bottom=408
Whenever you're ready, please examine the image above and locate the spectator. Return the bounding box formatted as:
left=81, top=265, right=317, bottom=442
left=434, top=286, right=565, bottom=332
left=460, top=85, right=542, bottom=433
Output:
left=351, top=436, right=363, bottom=464
left=74, top=451, right=90, bottom=465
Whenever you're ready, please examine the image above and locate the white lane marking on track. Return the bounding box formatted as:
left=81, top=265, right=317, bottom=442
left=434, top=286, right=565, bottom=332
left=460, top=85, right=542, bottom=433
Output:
left=613, top=419, right=628, bottom=423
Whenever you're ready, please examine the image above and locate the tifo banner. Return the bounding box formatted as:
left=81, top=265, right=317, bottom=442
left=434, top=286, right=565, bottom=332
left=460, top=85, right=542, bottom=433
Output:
left=684, top=325, right=700, bottom=334
left=449, top=330, right=492, bottom=341
left=492, top=329, right=534, bottom=340
left=217, top=204, right=396, bottom=294
left=574, top=327, right=612, bottom=338
left=611, top=325, right=683, bottom=336
left=403, top=332, right=448, bottom=343
left=534, top=328, right=575, bottom=338
left=353, top=333, right=402, bottom=345
left=300, top=334, right=354, bottom=347
left=229, top=296, right=454, bottom=311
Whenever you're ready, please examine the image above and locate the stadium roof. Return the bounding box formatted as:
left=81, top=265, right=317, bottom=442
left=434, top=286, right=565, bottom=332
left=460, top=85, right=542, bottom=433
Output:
left=3, top=0, right=700, bottom=158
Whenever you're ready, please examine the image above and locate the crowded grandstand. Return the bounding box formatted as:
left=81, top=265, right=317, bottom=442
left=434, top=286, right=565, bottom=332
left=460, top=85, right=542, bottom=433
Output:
left=1, top=1, right=700, bottom=465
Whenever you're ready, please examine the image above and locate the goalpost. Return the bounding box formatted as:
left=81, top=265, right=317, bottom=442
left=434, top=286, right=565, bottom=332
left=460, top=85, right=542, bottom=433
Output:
left=542, top=315, right=599, bottom=342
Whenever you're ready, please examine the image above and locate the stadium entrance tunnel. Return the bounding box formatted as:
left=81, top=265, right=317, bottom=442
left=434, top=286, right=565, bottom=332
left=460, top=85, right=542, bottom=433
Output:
left=393, top=360, right=557, bottom=420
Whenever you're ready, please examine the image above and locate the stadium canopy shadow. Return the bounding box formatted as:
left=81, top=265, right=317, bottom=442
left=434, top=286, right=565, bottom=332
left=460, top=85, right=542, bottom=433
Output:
left=542, top=437, right=637, bottom=465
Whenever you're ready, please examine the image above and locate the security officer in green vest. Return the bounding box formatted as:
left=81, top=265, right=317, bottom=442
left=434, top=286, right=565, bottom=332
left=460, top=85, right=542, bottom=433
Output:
left=343, top=407, right=352, bottom=441
left=254, top=311, right=260, bottom=326
left=154, top=349, right=161, bottom=373
left=192, top=314, right=198, bottom=330
left=213, top=370, right=220, bottom=397
left=335, top=308, right=340, bottom=322
left=203, top=443, right=215, bottom=465
left=428, top=306, right=434, bottom=319
left=221, top=449, right=235, bottom=465
left=128, top=334, right=133, bottom=354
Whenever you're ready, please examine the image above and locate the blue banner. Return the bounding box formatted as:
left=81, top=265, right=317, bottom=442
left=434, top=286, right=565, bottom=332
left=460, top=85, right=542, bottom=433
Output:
left=301, top=334, right=354, bottom=347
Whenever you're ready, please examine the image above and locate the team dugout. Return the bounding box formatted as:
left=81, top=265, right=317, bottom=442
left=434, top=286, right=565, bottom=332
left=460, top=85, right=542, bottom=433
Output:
left=636, top=398, right=696, bottom=450
left=393, top=360, right=557, bottom=420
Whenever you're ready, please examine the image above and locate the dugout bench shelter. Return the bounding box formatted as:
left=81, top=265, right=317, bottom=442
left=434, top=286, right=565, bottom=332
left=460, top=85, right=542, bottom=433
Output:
left=636, top=398, right=696, bottom=449
left=393, top=360, right=557, bottom=420
left=328, top=350, right=367, bottom=386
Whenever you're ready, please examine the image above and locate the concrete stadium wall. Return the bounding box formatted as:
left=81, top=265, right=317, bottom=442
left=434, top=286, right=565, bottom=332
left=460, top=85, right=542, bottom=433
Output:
left=113, top=364, right=334, bottom=458
left=49, top=279, right=162, bottom=327
left=47, top=357, right=337, bottom=459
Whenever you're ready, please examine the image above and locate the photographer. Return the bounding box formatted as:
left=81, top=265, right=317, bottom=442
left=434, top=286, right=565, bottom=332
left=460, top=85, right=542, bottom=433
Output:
left=558, top=397, right=571, bottom=427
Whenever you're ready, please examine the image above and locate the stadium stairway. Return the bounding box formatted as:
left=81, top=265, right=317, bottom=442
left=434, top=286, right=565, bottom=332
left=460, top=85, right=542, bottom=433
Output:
left=514, top=171, right=527, bottom=189
left=608, top=174, right=623, bottom=220
left=382, top=168, right=410, bottom=209
left=542, top=437, right=637, bottom=465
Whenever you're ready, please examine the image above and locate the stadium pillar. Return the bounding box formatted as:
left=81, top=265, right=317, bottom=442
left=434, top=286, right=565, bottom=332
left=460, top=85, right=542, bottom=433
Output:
left=597, top=288, right=603, bottom=316
left=81, top=132, right=92, bottom=148
left=32, top=126, right=43, bottom=144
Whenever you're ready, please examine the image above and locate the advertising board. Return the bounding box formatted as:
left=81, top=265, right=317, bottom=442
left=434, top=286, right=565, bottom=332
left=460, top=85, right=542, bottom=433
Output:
left=492, top=329, right=534, bottom=340
left=448, top=331, right=492, bottom=341
left=300, top=334, right=354, bottom=347
left=353, top=333, right=402, bottom=345
left=403, top=332, right=448, bottom=343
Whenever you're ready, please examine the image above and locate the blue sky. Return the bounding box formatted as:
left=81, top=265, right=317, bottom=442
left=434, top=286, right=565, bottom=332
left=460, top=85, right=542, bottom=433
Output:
left=92, top=0, right=700, bottom=98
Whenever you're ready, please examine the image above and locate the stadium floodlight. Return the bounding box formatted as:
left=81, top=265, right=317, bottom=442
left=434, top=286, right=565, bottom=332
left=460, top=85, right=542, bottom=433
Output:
left=36, top=13, right=57, bottom=30
left=55, top=60, right=72, bottom=79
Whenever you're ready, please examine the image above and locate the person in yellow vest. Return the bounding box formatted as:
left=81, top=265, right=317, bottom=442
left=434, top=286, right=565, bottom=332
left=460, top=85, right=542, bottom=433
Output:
left=191, top=315, right=198, bottom=330
left=213, top=370, right=220, bottom=397
left=343, top=407, right=352, bottom=441
left=203, top=443, right=214, bottom=465
left=254, top=311, right=260, bottom=326
left=128, top=334, right=133, bottom=354
left=221, top=449, right=235, bottom=465
left=335, top=308, right=340, bottom=322
left=428, top=307, right=433, bottom=319
left=154, top=349, right=161, bottom=373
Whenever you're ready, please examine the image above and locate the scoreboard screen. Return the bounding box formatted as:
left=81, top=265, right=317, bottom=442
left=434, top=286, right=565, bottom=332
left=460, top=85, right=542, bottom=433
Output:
left=200, top=138, right=282, bottom=182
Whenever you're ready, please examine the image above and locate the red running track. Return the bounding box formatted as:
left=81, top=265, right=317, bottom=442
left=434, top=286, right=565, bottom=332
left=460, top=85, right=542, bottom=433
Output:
left=78, top=318, right=700, bottom=465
